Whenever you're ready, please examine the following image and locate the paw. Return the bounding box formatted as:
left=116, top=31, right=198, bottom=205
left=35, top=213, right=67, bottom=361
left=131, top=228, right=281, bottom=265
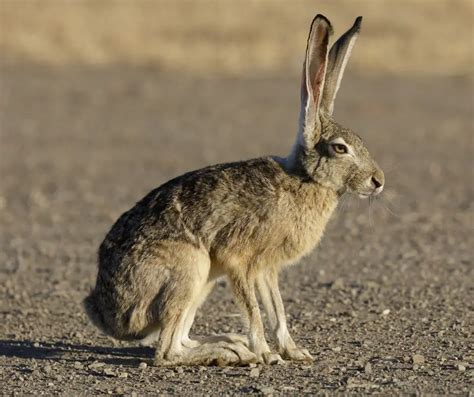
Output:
left=223, top=333, right=249, bottom=347
left=281, top=347, right=313, bottom=362
left=226, top=343, right=258, bottom=365
left=196, top=334, right=249, bottom=347
left=182, top=338, right=201, bottom=348
left=260, top=352, right=285, bottom=365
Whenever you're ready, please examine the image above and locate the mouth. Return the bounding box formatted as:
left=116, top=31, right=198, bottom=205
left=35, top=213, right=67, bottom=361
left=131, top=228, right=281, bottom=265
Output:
left=358, top=186, right=383, bottom=199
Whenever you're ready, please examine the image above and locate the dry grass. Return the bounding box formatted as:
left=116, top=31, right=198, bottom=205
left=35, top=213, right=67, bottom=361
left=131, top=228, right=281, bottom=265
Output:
left=1, top=0, right=473, bottom=76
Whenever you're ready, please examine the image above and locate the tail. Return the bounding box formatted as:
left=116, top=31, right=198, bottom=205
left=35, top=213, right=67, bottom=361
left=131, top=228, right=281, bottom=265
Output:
left=83, top=291, right=111, bottom=336
left=83, top=290, right=150, bottom=341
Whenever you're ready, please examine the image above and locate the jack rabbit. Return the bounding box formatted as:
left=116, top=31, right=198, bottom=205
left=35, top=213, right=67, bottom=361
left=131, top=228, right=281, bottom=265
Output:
left=84, top=14, right=384, bottom=366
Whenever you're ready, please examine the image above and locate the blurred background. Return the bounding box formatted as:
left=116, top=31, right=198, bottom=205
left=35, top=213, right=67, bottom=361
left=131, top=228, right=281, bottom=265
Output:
left=1, top=1, right=473, bottom=394
left=2, top=0, right=473, bottom=76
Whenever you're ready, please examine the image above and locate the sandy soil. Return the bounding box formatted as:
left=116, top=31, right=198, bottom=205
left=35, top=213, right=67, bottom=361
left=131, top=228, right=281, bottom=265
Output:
left=0, top=65, right=472, bottom=395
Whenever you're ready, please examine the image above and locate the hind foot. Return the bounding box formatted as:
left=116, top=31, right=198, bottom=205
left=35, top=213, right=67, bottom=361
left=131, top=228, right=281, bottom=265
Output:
left=154, top=341, right=257, bottom=367
left=196, top=333, right=249, bottom=347
left=181, top=337, right=201, bottom=348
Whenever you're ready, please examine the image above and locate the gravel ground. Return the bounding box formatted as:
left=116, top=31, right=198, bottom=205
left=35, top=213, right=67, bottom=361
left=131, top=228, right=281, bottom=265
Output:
left=0, top=65, right=472, bottom=395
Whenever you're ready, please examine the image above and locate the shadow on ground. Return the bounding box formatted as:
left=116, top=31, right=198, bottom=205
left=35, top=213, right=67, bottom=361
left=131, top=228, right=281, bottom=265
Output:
left=0, top=339, right=153, bottom=366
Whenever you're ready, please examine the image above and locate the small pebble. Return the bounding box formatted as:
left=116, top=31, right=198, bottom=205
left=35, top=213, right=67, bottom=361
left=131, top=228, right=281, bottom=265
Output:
left=88, top=361, right=106, bottom=369
left=381, top=309, right=390, bottom=316
left=457, top=364, right=466, bottom=372
left=176, top=367, right=184, bottom=374
left=331, top=278, right=344, bottom=290
left=73, top=361, right=83, bottom=370
left=249, top=368, right=260, bottom=378
left=118, top=372, right=128, bottom=378
left=412, top=354, right=425, bottom=365
left=332, top=346, right=341, bottom=352
left=103, top=368, right=115, bottom=376
left=43, top=365, right=52, bottom=374
left=114, top=386, right=124, bottom=394
left=259, top=386, right=274, bottom=395
left=364, top=362, right=372, bottom=374
left=139, top=362, right=148, bottom=370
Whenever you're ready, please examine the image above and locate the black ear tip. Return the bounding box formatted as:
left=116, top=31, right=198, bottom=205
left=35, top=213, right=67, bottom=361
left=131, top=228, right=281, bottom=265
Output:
left=354, top=16, right=363, bottom=29
left=313, top=14, right=333, bottom=32
left=315, top=14, right=331, bottom=24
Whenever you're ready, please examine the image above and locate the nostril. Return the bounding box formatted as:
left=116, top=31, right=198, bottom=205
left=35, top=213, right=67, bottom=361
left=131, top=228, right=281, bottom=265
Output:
left=371, top=176, right=382, bottom=189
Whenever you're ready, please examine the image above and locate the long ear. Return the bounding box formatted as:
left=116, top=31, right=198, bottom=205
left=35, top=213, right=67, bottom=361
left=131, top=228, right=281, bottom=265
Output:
left=298, top=14, right=332, bottom=149
left=321, top=16, right=362, bottom=116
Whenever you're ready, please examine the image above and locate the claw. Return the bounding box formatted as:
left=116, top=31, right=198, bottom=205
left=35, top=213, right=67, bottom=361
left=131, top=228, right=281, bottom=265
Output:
left=282, top=347, right=313, bottom=362
left=261, top=352, right=285, bottom=365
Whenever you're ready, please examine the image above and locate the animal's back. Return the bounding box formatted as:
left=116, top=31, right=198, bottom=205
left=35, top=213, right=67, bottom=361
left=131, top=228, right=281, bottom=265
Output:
left=102, top=156, right=288, bottom=252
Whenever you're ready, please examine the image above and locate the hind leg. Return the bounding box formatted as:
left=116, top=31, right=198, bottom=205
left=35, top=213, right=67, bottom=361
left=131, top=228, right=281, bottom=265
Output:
left=153, top=245, right=209, bottom=362
left=158, top=307, right=256, bottom=367
left=180, top=280, right=216, bottom=348
left=155, top=295, right=256, bottom=367
left=152, top=245, right=256, bottom=366
left=180, top=282, right=250, bottom=349
left=180, top=274, right=250, bottom=349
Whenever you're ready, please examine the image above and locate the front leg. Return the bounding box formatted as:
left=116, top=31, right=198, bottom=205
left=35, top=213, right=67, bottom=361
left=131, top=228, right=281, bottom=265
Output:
left=228, top=269, right=283, bottom=365
left=257, top=271, right=313, bottom=362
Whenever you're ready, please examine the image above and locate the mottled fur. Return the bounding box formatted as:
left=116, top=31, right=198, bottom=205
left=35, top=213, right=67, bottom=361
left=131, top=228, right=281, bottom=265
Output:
left=84, top=14, right=385, bottom=366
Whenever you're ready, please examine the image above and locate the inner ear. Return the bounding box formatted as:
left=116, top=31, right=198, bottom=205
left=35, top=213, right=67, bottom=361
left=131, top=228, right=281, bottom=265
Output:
left=307, top=23, right=331, bottom=106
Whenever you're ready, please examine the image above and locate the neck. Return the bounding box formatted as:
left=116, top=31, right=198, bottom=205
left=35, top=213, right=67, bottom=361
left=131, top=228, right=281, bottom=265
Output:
left=282, top=143, right=344, bottom=199
left=284, top=142, right=311, bottom=177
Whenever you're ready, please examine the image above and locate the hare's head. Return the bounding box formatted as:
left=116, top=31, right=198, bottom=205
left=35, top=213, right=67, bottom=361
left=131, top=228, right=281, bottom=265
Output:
left=289, top=15, right=384, bottom=198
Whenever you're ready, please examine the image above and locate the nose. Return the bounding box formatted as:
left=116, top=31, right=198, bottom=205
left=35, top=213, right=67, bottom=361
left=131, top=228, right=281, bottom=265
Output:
left=371, top=176, right=383, bottom=189
left=371, top=169, right=385, bottom=193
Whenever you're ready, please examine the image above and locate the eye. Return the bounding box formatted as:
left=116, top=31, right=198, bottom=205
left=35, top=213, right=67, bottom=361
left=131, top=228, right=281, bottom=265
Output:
left=331, top=143, right=348, bottom=154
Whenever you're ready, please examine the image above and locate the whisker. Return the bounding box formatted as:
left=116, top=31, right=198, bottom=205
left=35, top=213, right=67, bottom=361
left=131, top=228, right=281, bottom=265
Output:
left=381, top=164, right=401, bottom=175
left=380, top=159, right=402, bottom=175
left=384, top=187, right=404, bottom=200
left=338, top=194, right=348, bottom=214
left=377, top=196, right=400, bottom=218
left=338, top=192, right=355, bottom=215
left=368, top=195, right=373, bottom=226
left=383, top=189, right=404, bottom=211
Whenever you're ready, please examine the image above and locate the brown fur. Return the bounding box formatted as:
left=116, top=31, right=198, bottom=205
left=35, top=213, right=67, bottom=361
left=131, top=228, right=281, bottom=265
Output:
left=84, top=14, right=385, bottom=366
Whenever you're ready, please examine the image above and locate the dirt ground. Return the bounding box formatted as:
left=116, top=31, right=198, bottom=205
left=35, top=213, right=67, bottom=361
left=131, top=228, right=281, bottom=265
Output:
left=0, top=65, right=472, bottom=395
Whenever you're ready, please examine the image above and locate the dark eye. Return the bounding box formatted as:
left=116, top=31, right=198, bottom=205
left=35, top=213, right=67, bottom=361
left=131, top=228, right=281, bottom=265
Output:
left=332, top=143, right=348, bottom=154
